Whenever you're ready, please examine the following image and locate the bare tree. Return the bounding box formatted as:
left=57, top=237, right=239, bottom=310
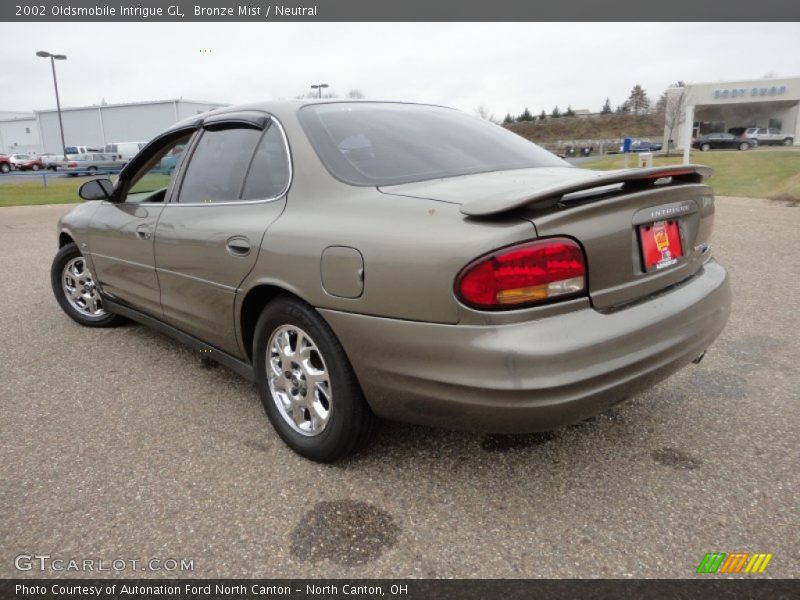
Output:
left=474, top=104, right=499, bottom=124
left=347, top=89, right=365, bottom=99
left=663, top=85, right=687, bottom=156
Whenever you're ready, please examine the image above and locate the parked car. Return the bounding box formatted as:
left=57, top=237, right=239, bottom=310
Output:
left=0, top=154, right=11, bottom=174
left=39, top=153, right=69, bottom=171
left=51, top=101, right=731, bottom=461
left=619, top=139, right=663, bottom=153
left=692, top=133, right=755, bottom=151
left=744, top=127, right=794, bottom=146
left=9, top=154, right=44, bottom=171
left=65, top=145, right=103, bottom=155
left=104, top=141, right=147, bottom=161
left=63, top=153, right=127, bottom=176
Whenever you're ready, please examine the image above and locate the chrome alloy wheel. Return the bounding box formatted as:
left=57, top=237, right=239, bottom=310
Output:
left=61, top=256, right=106, bottom=317
left=267, top=325, right=333, bottom=436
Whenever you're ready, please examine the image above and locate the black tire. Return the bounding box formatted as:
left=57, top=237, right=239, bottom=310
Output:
left=700, top=143, right=711, bottom=152
left=0, top=163, right=9, bottom=174
left=784, top=138, right=794, bottom=146
left=31, top=164, right=40, bottom=171
left=739, top=142, right=750, bottom=151
left=87, top=166, right=97, bottom=173
left=51, top=243, right=123, bottom=328
left=253, top=296, right=378, bottom=461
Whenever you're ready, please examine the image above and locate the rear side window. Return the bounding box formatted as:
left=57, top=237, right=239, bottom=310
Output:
left=241, top=125, right=290, bottom=200
left=298, top=102, right=566, bottom=186
left=178, top=128, right=262, bottom=203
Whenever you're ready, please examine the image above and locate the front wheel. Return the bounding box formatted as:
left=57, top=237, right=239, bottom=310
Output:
left=51, top=243, right=123, bottom=327
left=739, top=142, right=750, bottom=151
left=31, top=164, right=40, bottom=171
left=0, top=163, right=9, bottom=174
left=253, top=297, right=378, bottom=461
left=784, top=138, right=794, bottom=146
left=700, top=143, right=711, bottom=152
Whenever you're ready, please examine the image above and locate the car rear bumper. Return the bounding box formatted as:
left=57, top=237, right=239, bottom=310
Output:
left=320, top=259, right=731, bottom=433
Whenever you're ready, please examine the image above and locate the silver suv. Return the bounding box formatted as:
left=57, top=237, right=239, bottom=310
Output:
left=744, top=127, right=794, bottom=146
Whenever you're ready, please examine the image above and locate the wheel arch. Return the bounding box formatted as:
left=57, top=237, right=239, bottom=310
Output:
left=239, top=282, right=314, bottom=363
left=58, top=231, right=76, bottom=248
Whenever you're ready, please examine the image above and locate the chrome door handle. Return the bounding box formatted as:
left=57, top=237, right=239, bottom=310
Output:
left=135, top=225, right=151, bottom=240
left=226, top=236, right=251, bottom=257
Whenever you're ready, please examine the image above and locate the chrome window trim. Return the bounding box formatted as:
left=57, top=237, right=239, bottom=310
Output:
left=167, top=114, right=293, bottom=208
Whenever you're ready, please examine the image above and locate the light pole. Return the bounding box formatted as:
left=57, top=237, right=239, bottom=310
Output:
left=310, top=83, right=329, bottom=99
left=36, top=51, right=68, bottom=161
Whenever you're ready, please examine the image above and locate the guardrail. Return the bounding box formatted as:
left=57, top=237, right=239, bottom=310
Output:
left=0, top=168, right=122, bottom=187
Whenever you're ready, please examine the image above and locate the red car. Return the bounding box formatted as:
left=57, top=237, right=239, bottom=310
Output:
left=9, top=154, right=44, bottom=171
left=0, top=155, right=11, bottom=174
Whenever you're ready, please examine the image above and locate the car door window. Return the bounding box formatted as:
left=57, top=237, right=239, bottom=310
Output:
left=177, top=128, right=262, bottom=204
left=125, top=133, right=193, bottom=202
left=241, top=125, right=290, bottom=200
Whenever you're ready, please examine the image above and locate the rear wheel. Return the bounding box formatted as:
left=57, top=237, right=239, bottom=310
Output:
left=0, top=163, right=9, bottom=174
left=51, top=243, right=123, bottom=327
left=739, top=142, right=750, bottom=151
left=253, top=297, right=378, bottom=461
left=87, top=166, right=98, bottom=173
left=700, top=143, right=711, bottom=152
left=31, top=164, right=40, bottom=171
left=784, top=138, right=794, bottom=146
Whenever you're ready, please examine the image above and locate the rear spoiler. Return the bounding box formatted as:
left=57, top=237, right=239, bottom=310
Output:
left=460, top=165, right=713, bottom=217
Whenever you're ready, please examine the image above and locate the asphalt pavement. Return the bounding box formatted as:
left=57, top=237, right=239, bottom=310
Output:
left=0, top=198, right=797, bottom=579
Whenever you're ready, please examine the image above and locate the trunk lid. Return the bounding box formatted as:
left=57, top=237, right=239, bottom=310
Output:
left=379, top=166, right=716, bottom=310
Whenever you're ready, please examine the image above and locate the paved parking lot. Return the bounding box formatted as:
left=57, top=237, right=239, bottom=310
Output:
left=0, top=198, right=797, bottom=578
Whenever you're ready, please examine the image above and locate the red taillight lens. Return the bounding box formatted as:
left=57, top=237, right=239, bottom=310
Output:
left=456, top=237, right=586, bottom=309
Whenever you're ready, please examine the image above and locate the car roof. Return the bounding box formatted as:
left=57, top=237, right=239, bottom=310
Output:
left=166, top=99, right=455, bottom=132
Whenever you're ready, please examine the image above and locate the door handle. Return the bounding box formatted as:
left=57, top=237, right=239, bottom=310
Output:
left=226, top=236, right=251, bottom=257
left=135, top=225, right=151, bottom=240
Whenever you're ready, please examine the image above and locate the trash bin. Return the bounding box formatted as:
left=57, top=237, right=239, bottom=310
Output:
left=638, top=152, right=653, bottom=168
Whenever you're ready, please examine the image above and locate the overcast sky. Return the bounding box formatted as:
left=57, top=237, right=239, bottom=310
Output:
left=1, top=22, right=797, bottom=117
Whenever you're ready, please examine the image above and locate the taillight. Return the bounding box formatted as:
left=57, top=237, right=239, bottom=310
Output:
left=456, top=237, right=586, bottom=309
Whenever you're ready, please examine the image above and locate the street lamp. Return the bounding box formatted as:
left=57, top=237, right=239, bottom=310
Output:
left=36, top=51, right=68, bottom=161
left=310, top=83, right=329, bottom=99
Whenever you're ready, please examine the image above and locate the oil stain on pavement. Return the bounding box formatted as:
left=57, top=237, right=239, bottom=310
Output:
left=290, top=500, right=400, bottom=566
left=481, top=431, right=559, bottom=452
left=688, top=370, right=746, bottom=399
left=651, top=447, right=703, bottom=470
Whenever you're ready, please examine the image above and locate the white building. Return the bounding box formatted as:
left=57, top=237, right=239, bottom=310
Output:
left=664, top=77, right=800, bottom=149
left=0, top=113, right=39, bottom=154
left=3, top=98, right=224, bottom=155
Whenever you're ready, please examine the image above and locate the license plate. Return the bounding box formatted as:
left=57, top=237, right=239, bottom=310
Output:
left=639, top=219, right=683, bottom=271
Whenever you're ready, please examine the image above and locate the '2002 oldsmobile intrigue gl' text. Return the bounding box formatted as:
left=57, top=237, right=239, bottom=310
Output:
left=51, top=101, right=732, bottom=461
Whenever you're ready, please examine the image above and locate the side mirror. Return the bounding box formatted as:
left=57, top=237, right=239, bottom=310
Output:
left=79, top=178, right=114, bottom=201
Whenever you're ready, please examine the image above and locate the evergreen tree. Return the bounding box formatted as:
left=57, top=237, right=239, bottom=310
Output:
left=539, top=110, right=547, bottom=120
left=518, top=107, right=534, bottom=121
left=551, top=105, right=561, bottom=118
left=600, top=97, right=612, bottom=114
left=565, top=105, right=576, bottom=117
left=625, top=84, right=651, bottom=115
left=503, top=113, right=516, bottom=125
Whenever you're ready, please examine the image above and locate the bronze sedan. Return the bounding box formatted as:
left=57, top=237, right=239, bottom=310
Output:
left=51, top=101, right=731, bottom=461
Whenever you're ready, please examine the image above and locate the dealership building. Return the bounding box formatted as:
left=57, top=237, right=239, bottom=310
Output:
left=664, top=76, right=800, bottom=148
left=0, top=99, right=224, bottom=155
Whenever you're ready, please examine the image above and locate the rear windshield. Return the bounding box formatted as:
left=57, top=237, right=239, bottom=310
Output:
left=298, top=103, right=566, bottom=186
